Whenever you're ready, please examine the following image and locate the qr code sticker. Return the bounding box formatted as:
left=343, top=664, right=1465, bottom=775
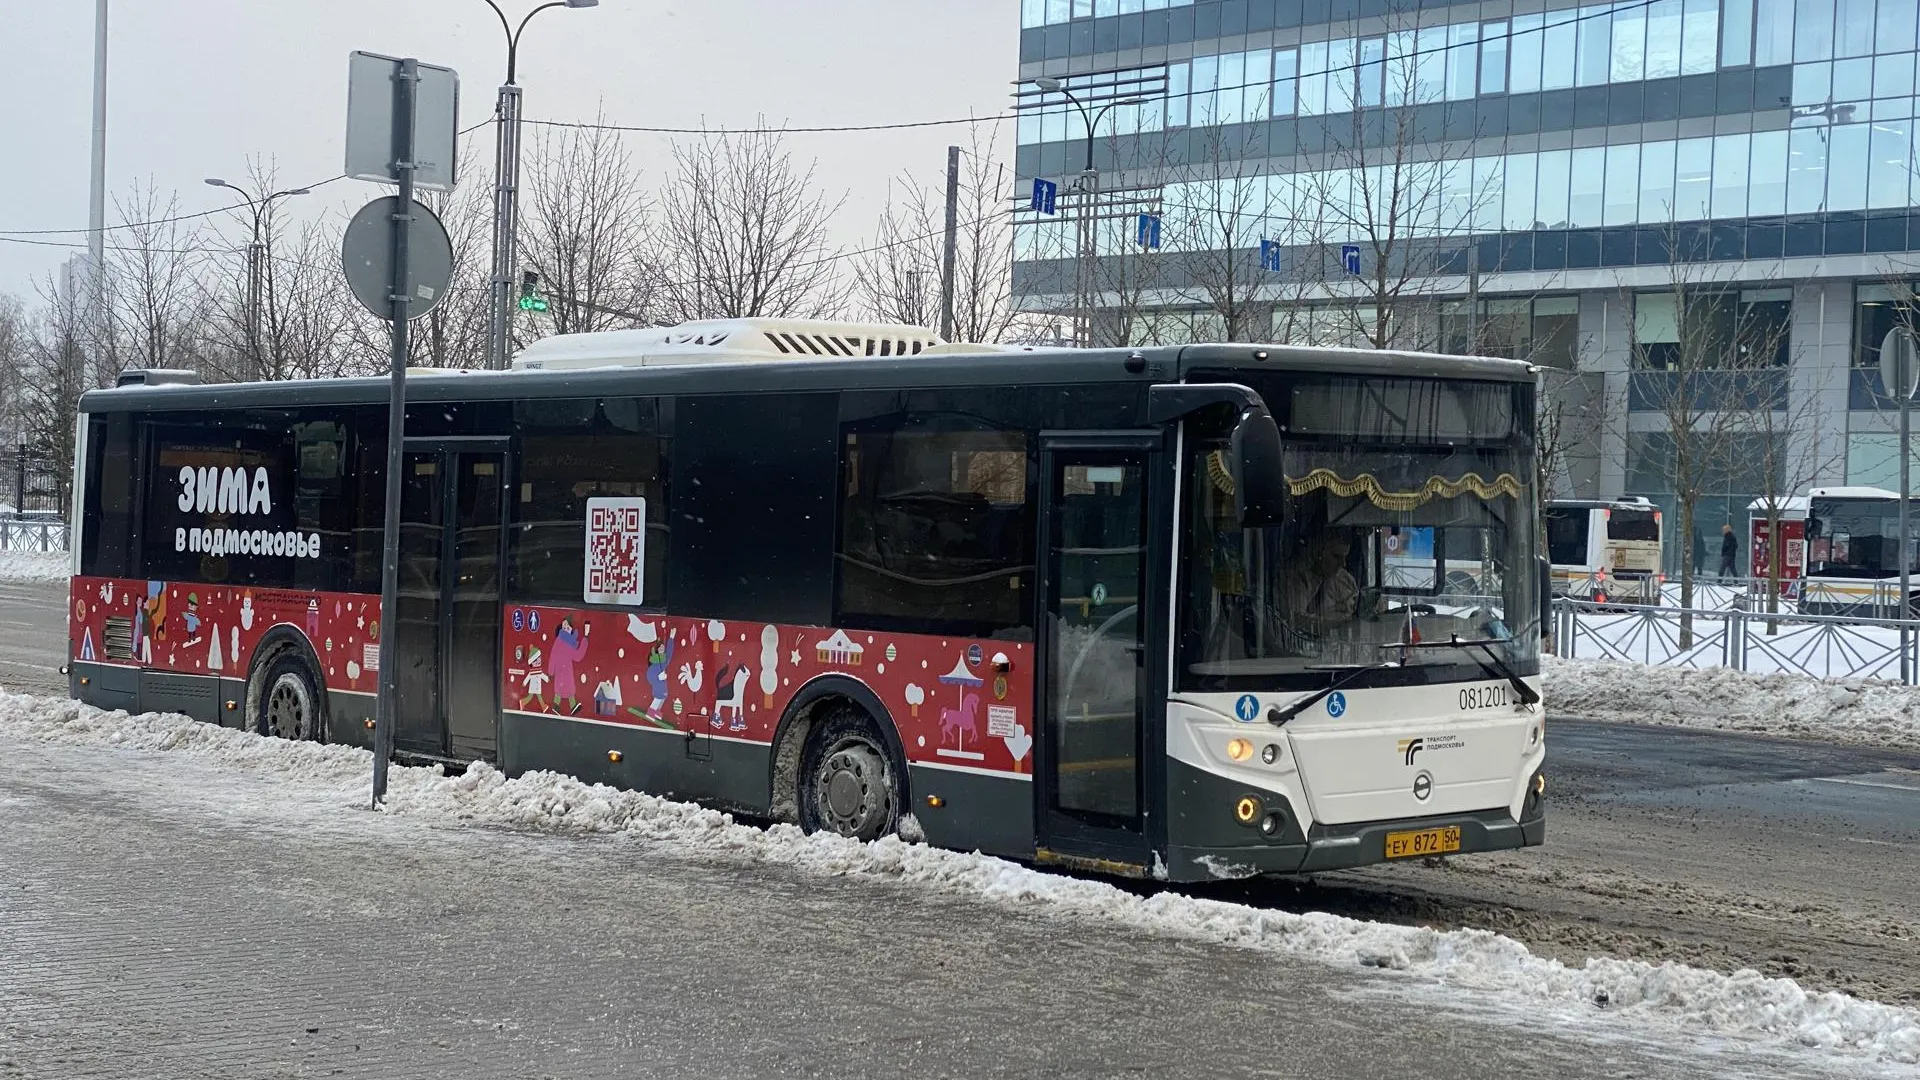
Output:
left=583, top=497, right=647, bottom=605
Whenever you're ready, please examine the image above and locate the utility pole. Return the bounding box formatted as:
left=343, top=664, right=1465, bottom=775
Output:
left=88, top=0, right=108, bottom=333
left=484, top=0, right=598, bottom=371
left=938, top=144, right=959, bottom=341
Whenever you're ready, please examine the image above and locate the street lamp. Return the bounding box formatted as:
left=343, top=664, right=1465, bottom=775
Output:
left=205, top=178, right=310, bottom=381
left=483, top=0, right=599, bottom=370
left=1028, top=76, right=1146, bottom=348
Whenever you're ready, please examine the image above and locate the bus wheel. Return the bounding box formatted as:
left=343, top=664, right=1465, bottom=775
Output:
left=798, top=706, right=902, bottom=842
left=258, top=652, right=321, bottom=742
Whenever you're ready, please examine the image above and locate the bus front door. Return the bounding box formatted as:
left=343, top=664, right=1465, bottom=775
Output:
left=395, top=444, right=507, bottom=763
left=1035, top=435, right=1165, bottom=873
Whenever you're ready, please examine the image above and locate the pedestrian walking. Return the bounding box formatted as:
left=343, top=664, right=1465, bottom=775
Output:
left=1719, top=523, right=1740, bottom=580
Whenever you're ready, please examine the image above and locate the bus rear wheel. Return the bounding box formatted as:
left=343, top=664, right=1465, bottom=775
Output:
left=258, top=652, right=322, bottom=743
left=798, top=706, right=903, bottom=843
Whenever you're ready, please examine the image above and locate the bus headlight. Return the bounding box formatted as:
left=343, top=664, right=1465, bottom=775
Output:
left=1260, top=742, right=1281, bottom=765
left=1234, top=796, right=1263, bottom=825
left=1226, top=738, right=1253, bottom=762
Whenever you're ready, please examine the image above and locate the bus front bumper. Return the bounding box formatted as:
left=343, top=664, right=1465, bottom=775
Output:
left=1162, top=761, right=1546, bottom=882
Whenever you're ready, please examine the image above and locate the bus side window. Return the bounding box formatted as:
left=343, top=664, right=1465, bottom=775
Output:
left=85, top=413, right=137, bottom=579
left=510, top=397, right=668, bottom=608
left=835, top=414, right=1034, bottom=640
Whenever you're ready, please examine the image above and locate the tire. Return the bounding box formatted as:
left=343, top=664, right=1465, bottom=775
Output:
left=257, top=650, right=324, bottom=742
left=797, top=705, right=905, bottom=842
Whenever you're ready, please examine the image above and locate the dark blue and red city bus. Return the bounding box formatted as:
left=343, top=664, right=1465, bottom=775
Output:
left=67, top=318, right=1546, bottom=881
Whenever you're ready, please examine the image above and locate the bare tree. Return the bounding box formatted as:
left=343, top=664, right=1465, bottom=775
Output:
left=93, top=177, right=202, bottom=375
left=0, top=294, right=26, bottom=451
left=1627, top=226, right=1784, bottom=636
left=855, top=128, right=1021, bottom=342
left=1163, top=121, right=1281, bottom=343
left=518, top=114, right=656, bottom=338
left=1743, top=332, right=1835, bottom=624
left=650, top=125, right=848, bottom=322
left=20, top=275, right=96, bottom=485
left=853, top=176, right=941, bottom=329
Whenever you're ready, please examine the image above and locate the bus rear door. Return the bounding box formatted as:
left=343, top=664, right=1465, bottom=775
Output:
left=1033, top=432, right=1169, bottom=875
left=395, top=441, right=508, bottom=763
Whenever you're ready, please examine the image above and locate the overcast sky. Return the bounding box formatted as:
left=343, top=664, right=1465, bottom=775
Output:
left=0, top=0, right=1016, bottom=303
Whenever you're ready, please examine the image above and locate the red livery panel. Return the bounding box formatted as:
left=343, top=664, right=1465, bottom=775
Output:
left=500, top=606, right=1036, bottom=776
left=70, top=576, right=382, bottom=696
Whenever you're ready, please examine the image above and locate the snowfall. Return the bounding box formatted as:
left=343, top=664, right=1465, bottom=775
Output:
left=0, top=689, right=1915, bottom=1073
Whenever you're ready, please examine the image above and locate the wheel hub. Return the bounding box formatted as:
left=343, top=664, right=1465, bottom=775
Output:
left=815, top=740, right=889, bottom=836
left=266, top=672, right=312, bottom=741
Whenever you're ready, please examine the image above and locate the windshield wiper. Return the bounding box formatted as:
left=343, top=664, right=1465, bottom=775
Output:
left=1396, top=634, right=1540, bottom=707
left=1268, top=662, right=1400, bottom=728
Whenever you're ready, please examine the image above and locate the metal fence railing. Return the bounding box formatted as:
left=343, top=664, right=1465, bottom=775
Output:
left=0, top=519, right=69, bottom=553
left=1554, top=598, right=1920, bottom=683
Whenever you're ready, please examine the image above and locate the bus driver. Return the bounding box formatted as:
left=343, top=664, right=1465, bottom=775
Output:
left=1284, top=529, right=1370, bottom=636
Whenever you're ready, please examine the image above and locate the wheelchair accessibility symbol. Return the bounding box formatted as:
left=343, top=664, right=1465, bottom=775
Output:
left=1233, top=694, right=1260, bottom=722
left=1327, top=692, right=1348, bottom=718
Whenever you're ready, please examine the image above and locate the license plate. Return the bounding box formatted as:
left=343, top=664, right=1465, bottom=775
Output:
left=1384, top=826, right=1462, bottom=859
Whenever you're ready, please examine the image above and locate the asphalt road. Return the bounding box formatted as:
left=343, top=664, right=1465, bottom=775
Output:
left=0, top=736, right=1871, bottom=1080
left=0, top=578, right=66, bottom=698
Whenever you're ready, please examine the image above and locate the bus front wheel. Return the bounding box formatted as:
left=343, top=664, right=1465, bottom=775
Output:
left=257, top=651, right=322, bottom=743
left=797, top=705, right=903, bottom=843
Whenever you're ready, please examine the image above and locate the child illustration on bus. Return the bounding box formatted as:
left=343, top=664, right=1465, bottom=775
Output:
left=137, top=581, right=168, bottom=664
left=549, top=616, right=592, bottom=715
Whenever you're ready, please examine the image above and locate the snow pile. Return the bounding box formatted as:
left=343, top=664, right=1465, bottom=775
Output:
left=3, top=690, right=1919, bottom=1070
left=0, top=550, right=68, bottom=582
left=1548, top=656, right=1920, bottom=748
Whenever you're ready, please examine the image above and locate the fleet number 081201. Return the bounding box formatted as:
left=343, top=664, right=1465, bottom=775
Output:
left=1458, top=683, right=1509, bottom=710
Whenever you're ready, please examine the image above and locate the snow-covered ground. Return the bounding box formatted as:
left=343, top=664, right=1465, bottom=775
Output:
left=0, top=690, right=1914, bottom=1072
left=1547, top=655, right=1920, bottom=749
left=0, top=549, right=69, bottom=582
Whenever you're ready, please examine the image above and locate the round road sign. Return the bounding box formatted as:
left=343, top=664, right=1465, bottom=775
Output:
left=340, top=196, right=454, bottom=321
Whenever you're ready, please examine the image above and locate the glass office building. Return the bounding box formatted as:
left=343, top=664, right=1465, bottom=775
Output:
left=1012, top=0, right=1920, bottom=559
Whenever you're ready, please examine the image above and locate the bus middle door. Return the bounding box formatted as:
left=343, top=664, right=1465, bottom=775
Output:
left=395, top=441, right=508, bottom=764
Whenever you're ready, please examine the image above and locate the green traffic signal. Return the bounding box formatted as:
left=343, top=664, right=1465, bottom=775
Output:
left=518, top=296, right=549, bottom=312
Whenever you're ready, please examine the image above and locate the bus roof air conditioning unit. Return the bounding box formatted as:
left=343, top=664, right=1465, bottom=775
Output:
left=509, top=318, right=949, bottom=370
left=115, top=368, right=203, bottom=387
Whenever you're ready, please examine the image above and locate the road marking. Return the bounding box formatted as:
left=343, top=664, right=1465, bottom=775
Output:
left=1809, top=776, right=1920, bottom=793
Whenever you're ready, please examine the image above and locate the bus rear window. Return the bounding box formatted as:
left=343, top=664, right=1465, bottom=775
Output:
left=1607, top=511, right=1659, bottom=542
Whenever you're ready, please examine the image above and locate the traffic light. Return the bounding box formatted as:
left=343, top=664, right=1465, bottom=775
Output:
left=518, top=270, right=548, bottom=312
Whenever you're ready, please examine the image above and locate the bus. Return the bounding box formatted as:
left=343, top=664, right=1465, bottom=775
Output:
left=1543, top=497, right=1663, bottom=603
left=65, top=318, right=1546, bottom=881
left=1801, top=486, right=1919, bottom=616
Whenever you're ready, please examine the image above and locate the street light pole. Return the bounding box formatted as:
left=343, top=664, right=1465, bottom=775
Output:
left=88, top=0, right=108, bottom=328
left=483, top=0, right=598, bottom=370
left=205, top=179, right=310, bottom=380
left=1029, top=78, right=1144, bottom=349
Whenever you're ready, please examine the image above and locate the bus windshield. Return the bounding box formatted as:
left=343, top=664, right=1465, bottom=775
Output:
left=1808, top=499, right=1914, bottom=578
left=1180, top=375, right=1538, bottom=692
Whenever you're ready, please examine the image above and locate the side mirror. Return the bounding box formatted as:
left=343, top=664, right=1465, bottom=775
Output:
left=1229, top=402, right=1288, bottom=527
left=1147, top=382, right=1290, bottom=529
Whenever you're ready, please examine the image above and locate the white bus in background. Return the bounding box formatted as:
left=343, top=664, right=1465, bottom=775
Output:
left=1543, top=497, right=1663, bottom=603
